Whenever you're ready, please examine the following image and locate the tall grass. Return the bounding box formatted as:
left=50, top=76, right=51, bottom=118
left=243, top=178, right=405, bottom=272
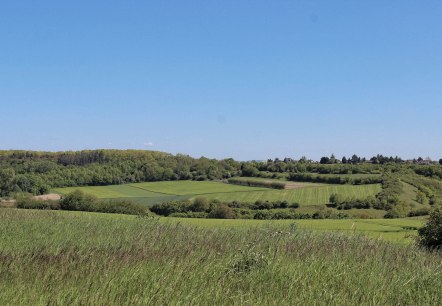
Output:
left=0, top=209, right=440, bottom=305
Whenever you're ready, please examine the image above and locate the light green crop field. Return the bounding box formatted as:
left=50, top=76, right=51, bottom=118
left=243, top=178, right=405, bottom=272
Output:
left=54, top=180, right=381, bottom=207
left=130, top=180, right=268, bottom=195
left=53, top=184, right=165, bottom=198
left=0, top=209, right=439, bottom=305
left=167, top=216, right=425, bottom=243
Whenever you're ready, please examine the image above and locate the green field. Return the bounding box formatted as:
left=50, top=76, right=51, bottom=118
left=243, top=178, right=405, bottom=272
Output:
left=0, top=209, right=440, bottom=305
left=131, top=180, right=269, bottom=195
left=54, top=180, right=381, bottom=207
left=167, top=216, right=424, bottom=243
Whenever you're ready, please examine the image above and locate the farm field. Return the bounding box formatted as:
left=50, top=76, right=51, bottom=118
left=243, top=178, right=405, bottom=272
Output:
left=168, top=216, right=425, bottom=243
left=0, top=209, right=439, bottom=305
left=131, top=180, right=269, bottom=195
left=53, top=180, right=381, bottom=207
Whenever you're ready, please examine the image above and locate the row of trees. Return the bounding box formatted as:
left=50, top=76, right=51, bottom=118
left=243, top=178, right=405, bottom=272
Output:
left=227, top=178, right=286, bottom=189
left=319, top=154, right=440, bottom=165
left=0, top=150, right=242, bottom=196
left=287, top=173, right=382, bottom=185
left=1, top=150, right=441, bottom=197
left=150, top=198, right=348, bottom=220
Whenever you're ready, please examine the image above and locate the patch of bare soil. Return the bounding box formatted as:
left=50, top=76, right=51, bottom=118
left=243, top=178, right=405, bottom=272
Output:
left=0, top=200, right=16, bottom=208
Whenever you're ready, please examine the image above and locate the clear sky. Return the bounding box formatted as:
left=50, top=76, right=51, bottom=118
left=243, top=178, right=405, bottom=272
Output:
left=1, top=1, right=441, bottom=161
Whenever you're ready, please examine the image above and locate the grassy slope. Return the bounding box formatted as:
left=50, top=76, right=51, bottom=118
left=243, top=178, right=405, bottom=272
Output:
left=400, top=181, right=420, bottom=206
left=53, top=180, right=381, bottom=207
left=0, top=209, right=440, bottom=305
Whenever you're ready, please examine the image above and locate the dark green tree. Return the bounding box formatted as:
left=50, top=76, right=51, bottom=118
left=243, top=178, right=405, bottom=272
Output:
left=418, top=208, right=442, bottom=249
left=0, top=168, right=16, bottom=197
left=320, top=157, right=330, bottom=164
left=191, top=197, right=210, bottom=212
left=210, top=204, right=234, bottom=219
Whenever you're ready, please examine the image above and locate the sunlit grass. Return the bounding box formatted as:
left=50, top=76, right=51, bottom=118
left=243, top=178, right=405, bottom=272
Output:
left=0, top=209, right=440, bottom=305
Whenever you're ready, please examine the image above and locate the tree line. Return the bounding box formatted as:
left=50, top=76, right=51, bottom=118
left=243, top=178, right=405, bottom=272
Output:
left=150, top=197, right=348, bottom=220
left=1, top=149, right=441, bottom=197
left=0, top=150, right=241, bottom=196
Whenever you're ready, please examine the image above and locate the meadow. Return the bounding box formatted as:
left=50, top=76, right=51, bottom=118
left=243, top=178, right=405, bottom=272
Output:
left=170, top=216, right=425, bottom=243
left=0, top=209, right=440, bottom=305
left=53, top=180, right=381, bottom=207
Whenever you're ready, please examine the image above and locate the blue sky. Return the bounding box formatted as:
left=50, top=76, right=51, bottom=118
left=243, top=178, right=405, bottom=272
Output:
left=1, top=1, right=441, bottom=160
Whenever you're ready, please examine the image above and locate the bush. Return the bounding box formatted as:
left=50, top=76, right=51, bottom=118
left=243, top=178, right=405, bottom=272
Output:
left=190, top=197, right=210, bottom=212
left=59, top=190, right=97, bottom=211
left=16, top=194, right=60, bottom=210
left=384, top=201, right=411, bottom=219
left=209, top=204, right=234, bottom=219
left=94, top=199, right=147, bottom=215
left=418, top=208, right=442, bottom=249
left=150, top=200, right=190, bottom=216
left=232, top=208, right=255, bottom=219
left=253, top=210, right=272, bottom=220
left=312, top=208, right=348, bottom=219
left=169, top=211, right=209, bottom=218
left=58, top=190, right=147, bottom=215
left=330, top=194, right=377, bottom=210
left=408, top=207, right=430, bottom=217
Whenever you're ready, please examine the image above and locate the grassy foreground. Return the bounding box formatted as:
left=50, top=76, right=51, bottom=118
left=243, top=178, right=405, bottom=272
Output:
left=1, top=209, right=441, bottom=305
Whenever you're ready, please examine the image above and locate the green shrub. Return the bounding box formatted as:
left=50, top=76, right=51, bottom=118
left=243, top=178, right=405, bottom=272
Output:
left=150, top=200, right=190, bottom=216
left=330, top=194, right=376, bottom=210
left=190, top=197, right=210, bottom=212
left=15, top=194, right=60, bottom=210
left=94, top=199, right=147, bottom=215
left=169, top=211, right=209, bottom=218
left=59, top=190, right=97, bottom=211
left=232, top=208, right=255, bottom=219
left=209, top=204, right=234, bottom=219
left=384, top=201, right=411, bottom=219
left=408, top=207, right=430, bottom=217
left=312, top=208, right=348, bottom=219
left=59, top=190, right=146, bottom=215
left=418, top=208, right=442, bottom=249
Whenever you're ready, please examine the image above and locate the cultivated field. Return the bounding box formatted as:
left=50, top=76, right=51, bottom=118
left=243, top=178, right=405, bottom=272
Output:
left=170, top=217, right=425, bottom=243
left=0, top=209, right=440, bottom=305
left=53, top=180, right=381, bottom=207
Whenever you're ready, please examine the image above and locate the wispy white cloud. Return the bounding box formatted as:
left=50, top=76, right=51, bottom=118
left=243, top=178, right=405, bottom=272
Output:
left=143, top=142, right=154, bottom=147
